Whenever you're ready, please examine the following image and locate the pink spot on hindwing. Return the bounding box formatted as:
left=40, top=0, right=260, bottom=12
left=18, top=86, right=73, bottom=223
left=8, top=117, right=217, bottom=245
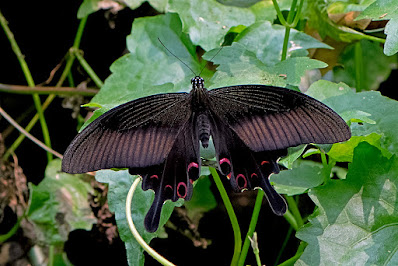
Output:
left=236, top=174, right=247, bottom=189
left=220, top=157, right=232, bottom=176
left=177, top=182, right=187, bottom=199
left=150, top=175, right=159, bottom=179
left=261, top=160, right=270, bottom=165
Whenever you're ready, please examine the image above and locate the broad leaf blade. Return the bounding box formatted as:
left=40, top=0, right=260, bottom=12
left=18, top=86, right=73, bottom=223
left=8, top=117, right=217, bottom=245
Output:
left=27, top=159, right=95, bottom=246
left=296, top=142, right=398, bottom=265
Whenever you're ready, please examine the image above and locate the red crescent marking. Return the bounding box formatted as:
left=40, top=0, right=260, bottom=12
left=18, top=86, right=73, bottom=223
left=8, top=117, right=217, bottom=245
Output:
left=251, top=173, right=258, bottom=178
left=261, top=160, right=270, bottom=165
left=220, top=158, right=231, bottom=165
left=150, top=175, right=158, bottom=179
left=165, top=185, right=173, bottom=191
left=187, top=162, right=199, bottom=172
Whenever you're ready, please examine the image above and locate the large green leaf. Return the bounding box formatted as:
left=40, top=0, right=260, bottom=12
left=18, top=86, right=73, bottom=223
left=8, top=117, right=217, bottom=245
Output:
left=306, top=79, right=398, bottom=157
left=202, top=20, right=329, bottom=88
left=83, top=13, right=200, bottom=126
left=357, top=0, right=398, bottom=56
left=333, top=40, right=397, bottom=91
left=77, top=0, right=168, bottom=18
left=166, top=0, right=255, bottom=51
left=324, top=90, right=398, bottom=156
left=233, top=21, right=332, bottom=65
left=27, top=159, right=95, bottom=246
left=296, top=142, right=398, bottom=265
left=96, top=170, right=182, bottom=265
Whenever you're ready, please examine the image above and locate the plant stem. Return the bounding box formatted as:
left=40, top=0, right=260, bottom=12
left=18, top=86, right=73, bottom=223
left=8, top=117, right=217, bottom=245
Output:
left=0, top=8, right=52, bottom=162
left=278, top=242, right=307, bottom=266
left=48, top=245, right=54, bottom=266
left=274, top=226, right=294, bottom=266
left=209, top=167, right=242, bottom=266
left=126, top=176, right=175, bottom=266
left=238, top=189, right=264, bottom=266
left=2, top=16, right=88, bottom=160
left=0, top=107, right=63, bottom=159
left=286, top=196, right=303, bottom=228
left=272, top=0, right=287, bottom=25
left=0, top=216, right=22, bottom=243
left=283, top=210, right=298, bottom=231
left=0, top=83, right=98, bottom=96
left=72, top=49, right=104, bottom=88
left=354, top=41, right=363, bottom=91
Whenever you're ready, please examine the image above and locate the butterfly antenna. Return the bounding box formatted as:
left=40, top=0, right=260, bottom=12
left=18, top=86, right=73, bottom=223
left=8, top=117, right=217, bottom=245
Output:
left=198, top=46, right=223, bottom=77
left=158, top=38, right=197, bottom=76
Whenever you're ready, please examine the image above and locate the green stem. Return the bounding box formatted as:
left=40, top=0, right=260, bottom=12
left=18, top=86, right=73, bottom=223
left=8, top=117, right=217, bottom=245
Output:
left=2, top=16, right=88, bottom=161
left=209, top=167, right=242, bottom=266
left=48, top=245, right=54, bottom=266
left=281, top=27, right=291, bottom=61
left=286, top=196, right=303, bottom=228
left=354, top=41, right=363, bottom=91
left=238, top=190, right=264, bottom=266
left=274, top=226, right=294, bottom=266
left=272, top=0, right=287, bottom=25
left=278, top=242, right=307, bottom=266
left=0, top=217, right=22, bottom=243
left=0, top=9, right=52, bottom=162
left=72, top=49, right=103, bottom=88
left=283, top=210, right=298, bottom=231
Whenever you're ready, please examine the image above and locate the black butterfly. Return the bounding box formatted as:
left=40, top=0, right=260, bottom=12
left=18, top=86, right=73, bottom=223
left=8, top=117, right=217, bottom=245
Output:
left=62, top=76, right=351, bottom=232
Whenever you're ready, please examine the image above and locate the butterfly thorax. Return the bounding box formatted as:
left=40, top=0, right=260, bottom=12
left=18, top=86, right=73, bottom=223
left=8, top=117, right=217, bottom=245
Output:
left=190, top=76, right=211, bottom=148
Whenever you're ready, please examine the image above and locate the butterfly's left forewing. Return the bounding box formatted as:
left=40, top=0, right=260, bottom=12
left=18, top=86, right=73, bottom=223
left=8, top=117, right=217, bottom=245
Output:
left=208, top=85, right=351, bottom=151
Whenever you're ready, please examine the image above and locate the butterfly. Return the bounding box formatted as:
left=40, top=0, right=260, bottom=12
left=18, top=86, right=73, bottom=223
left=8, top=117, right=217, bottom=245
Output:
left=62, top=76, right=351, bottom=232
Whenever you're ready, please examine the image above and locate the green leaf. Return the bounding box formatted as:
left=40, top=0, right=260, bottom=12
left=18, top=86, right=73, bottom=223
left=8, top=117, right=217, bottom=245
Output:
left=333, top=40, right=397, bottom=91
left=82, top=13, right=200, bottom=128
left=305, top=0, right=375, bottom=42
left=96, top=170, right=182, bottom=265
left=327, top=133, right=390, bottom=162
left=124, top=0, right=168, bottom=12
left=323, top=90, right=398, bottom=156
left=77, top=0, right=168, bottom=18
left=279, top=145, right=307, bottom=169
left=233, top=21, right=332, bottom=66
left=271, top=162, right=324, bottom=196
left=296, top=142, right=398, bottom=265
left=27, top=159, right=95, bottom=246
left=166, top=0, right=256, bottom=51
left=306, top=80, right=352, bottom=101
left=202, top=21, right=330, bottom=88
left=356, top=0, right=398, bottom=56
left=273, top=57, right=327, bottom=86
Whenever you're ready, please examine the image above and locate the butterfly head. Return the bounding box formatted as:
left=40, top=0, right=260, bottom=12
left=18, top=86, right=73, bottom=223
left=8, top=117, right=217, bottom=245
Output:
left=191, top=76, right=204, bottom=90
